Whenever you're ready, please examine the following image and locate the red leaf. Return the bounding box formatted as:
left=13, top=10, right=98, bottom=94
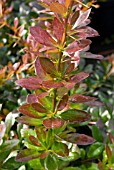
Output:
left=69, top=94, right=97, bottom=103
left=29, top=136, right=40, bottom=146
left=16, top=77, right=42, bottom=90
left=72, top=8, right=91, bottom=29
left=86, top=101, right=104, bottom=107
left=65, top=63, right=75, bottom=74
left=39, top=57, right=57, bottom=76
left=27, top=94, right=38, bottom=104
left=42, top=80, right=64, bottom=88
left=35, top=57, right=46, bottom=80
left=50, top=2, right=67, bottom=15
left=57, top=95, right=68, bottom=111
left=0, top=124, right=6, bottom=140
left=70, top=72, right=89, bottom=83
left=77, top=26, right=99, bottom=38
left=52, top=17, right=64, bottom=42
left=106, top=144, right=112, bottom=161
left=81, top=52, right=104, bottom=60
left=19, top=104, right=46, bottom=118
left=31, top=103, right=47, bottom=113
left=30, top=26, right=53, bottom=46
left=43, top=118, right=63, bottom=128
left=64, top=133, right=95, bottom=145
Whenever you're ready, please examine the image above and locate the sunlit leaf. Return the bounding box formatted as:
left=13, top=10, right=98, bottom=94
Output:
left=43, top=118, right=63, bottom=128
left=52, top=142, right=69, bottom=157
left=0, top=124, right=6, bottom=141
left=60, top=109, right=91, bottom=123
left=29, top=136, right=40, bottom=146
left=16, top=149, right=40, bottom=162
left=70, top=72, right=89, bottom=83
left=44, top=154, right=58, bottom=170
left=35, top=57, right=46, bottom=80
left=57, top=95, right=68, bottom=111
left=42, top=80, right=64, bottom=88
left=27, top=94, right=38, bottom=104
left=50, top=2, right=67, bottom=15
left=31, top=103, right=47, bottom=113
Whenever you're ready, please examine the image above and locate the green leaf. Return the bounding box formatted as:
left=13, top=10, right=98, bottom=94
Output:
left=17, top=116, right=42, bottom=126
left=52, top=142, right=69, bottom=157
left=60, top=109, right=91, bottom=123
left=92, top=125, right=103, bottom=142
left=63, top=167, right=81, bottom=170
left=16, top=149, right=40, bottom=162
left=28, top=158, right=43, bottom=170
left=2, top=157, right=22, bottom=169
left=44, top=154, right=58, bottom=170
left=87, top=142, right=104, bottom=158
left=0, top=139, right=19, bottom=152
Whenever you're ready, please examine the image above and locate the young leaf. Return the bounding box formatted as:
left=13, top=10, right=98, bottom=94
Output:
left=17, top=116, right=42, bottom=126
left=60, top=109, right=91, bottom=123
left=16, top=149, right=40, bottom=162
left=19, top=104, right=46, bottom=118
left=44, top=154, right=58, bottom=170
left=50, top=2, right=67, bottom=15
left=30, top=26, right=53, bottom=46
left=52, top=142, right=69, bottom=157
left=16, top=77, right=42, bottom=90
left=42, top=80, right=64, bottom=88
left=64, top=133, right=95, bottom=145
left=29, top=136, right=40, bottom=146
left=69, top=94, right=97, bottom=103
left=27, top=94, right=38, bottom=104
left=57, top=95, right=68, bottom=111
left=70, top=72, right=89, bottom=83
left=35, top=57, right=46, bottom=80
left=72, top=8, right=91, bottom=29
left=52, top=17, right=64, bottom=42
left=39, top=57, right=57, bottom=76
left=43, top=118, right=63, bottom=128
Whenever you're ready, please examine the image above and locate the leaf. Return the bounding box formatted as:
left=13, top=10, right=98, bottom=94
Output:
left=57, top=95, right=68, bottom=111
left=2, top=157, right=21, bottom=169
left=29, top=136, right=40, bottom=146
left=16, top=149, right=40, bottom=162
left=50, top=2, right=67, bottom=15
left=43, top=118, right=63, bottom=128
left=71, top=10, right=80, bottom=25
left=44, top=154, right=58, bottom=170
left=39, top=57, right=57, bottom=77
left=92, top=126, right=103, bottom=142
left=17, top=116, right=42, bottom=126
left=19, top=104, right=46, bottom=118
left=27, top=94, right=38, bottom=104
left=0, top=139, right=19, bottom=152
left=35, top=57, right=46, bottom=80
left=65, top=63, right=75, bottom=74
left=77, top=26, right=99, bottom=38
left=72, top=8, right=91, bottom=29
left=106, top=144, right=112, bottom=161
left=42, top=80, right=64, bottom=88
left=5, top=112, right=17, bottom=134
left=52, top=17, right=64, bottom=42
left=86, top=101, right=104, bottom=107
left=31, top=103, right=47, bottom=113
left=81, top=52, right=104, bottom=60
left=52, top=142, right=69, bottom=157
left=16, top=76, right=42, bottom=90
left=0, top=124, right=6, bottom=140
left=30, top=26, right=53, bottom=46
left=69, top=94, right=97, bottom=103
left=64, top=167, right=81, bottom=170
left=70, top=72, right=89, bottom=83
left=87, top=142, right=104, bottom=158
left=64, top=133, right=95, bottom=145
left=66, top=39, right=91, bottom=54
left=65, top=0, right=72, bottom=8
left=60, top=109, right=91, bottom=123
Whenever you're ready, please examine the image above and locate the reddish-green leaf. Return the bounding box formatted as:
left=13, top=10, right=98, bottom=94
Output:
left=16, top=149, right=40, bottom=162
left=39, top=57, right=57, bottom=76
left=43, top=118, right=63, bottom=128
left=35, top=57, right=46, bottom=80
left=42, top=80, right=64, bottom=88
left=16, top=77, right=41, bottom=90
left=27, top=94, right=38, bottom=104
left=19, top=104, right=46, bottom=118
left=71, top=10, right=80, bottom=25
left=29, top=136, right=40, bottom=146
left=52, top=142, right=69, bottom=157
left=65, top=63, right=75, bottom=74
left=17, top=116, right=42, bottom=126
left=52, top=17, right=64, bottom=42
left=69, top=94, right=97, bottom=103
left=50, top=2, right=67, bottom=15
left=81, top=52, right=104, bottom=60
left=57, top=95, right=68, bottom=111
left=30, top=26, right=53, bottom=46
left=64, top=133, right=95, bottom=145
left=106, top=144, right=112, bottom=161
left=70, top=72, right=89, bottom=83
left=60, top=109, right=91, bottom=123
left=31, top=103, right=47, bottom=113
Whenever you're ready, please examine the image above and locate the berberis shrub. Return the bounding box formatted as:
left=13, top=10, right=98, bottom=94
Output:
left=15, top=0, right=104, bottom=169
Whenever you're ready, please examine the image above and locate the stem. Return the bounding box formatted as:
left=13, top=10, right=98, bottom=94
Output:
left=52, top=88, right=57, bottom=113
